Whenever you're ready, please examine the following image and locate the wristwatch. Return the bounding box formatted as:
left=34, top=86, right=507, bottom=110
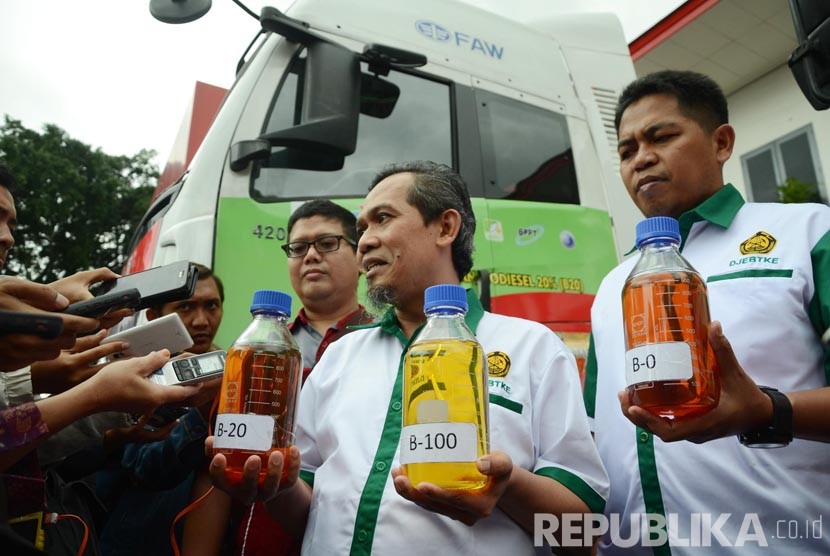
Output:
left=739, top=386, right=793, bottom=448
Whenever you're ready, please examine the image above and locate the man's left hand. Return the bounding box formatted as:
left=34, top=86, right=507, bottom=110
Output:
left=391, top=451, right=513, bottom=526
left=619, top=321, right=772, bottom=443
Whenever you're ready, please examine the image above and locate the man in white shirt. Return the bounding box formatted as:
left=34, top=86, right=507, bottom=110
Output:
left=586, top=70, right=830, bottom=555
left=207, top=161, right=608, bottom=555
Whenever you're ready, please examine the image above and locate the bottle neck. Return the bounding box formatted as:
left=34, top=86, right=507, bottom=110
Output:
left=251, top=311, right=290, bottom=323
left=638, top=236, right=680, bottom=251
left=425, top=307, right=467, bottom=319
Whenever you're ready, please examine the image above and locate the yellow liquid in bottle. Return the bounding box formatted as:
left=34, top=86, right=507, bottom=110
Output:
left=402, top=339, right=488, bottom=490
left=622, top=271, right=719, bottom=419
left=215, top=344, right=302, bottom=486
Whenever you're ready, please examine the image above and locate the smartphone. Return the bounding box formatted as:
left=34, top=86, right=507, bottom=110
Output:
left=102, top=312, right=193, bottom=358
left=143, top=405, right=190, bottom=431
left=0, top=310, right=64, bottom=339
left=62, top=288, right=141, bottom=318
left=93, top=260, right=198, bottom=310
left=149, top=350, right=226, bottom=386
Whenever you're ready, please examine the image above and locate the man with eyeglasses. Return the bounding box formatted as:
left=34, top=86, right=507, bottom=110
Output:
left=281, top=199, right=375, bottom=382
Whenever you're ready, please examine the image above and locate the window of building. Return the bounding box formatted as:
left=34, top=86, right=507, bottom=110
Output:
left=741, top=125, right=825, bottom=203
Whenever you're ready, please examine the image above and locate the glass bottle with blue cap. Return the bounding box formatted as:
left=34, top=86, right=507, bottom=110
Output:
left=622, top=217, right=720, bottom=419
left=214, top=289, right=302, bottom=485
left=400, top=284, right=490, bottom=490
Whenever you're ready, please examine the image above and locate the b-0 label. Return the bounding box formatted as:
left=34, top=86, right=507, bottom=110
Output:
left=400, top=422, right=478, bottom=464
left=213, top=414, right=274, bottom=451
left=625, top=342, right=693, bottom=386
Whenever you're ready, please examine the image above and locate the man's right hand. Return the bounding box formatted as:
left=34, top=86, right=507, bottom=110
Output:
left=0, top=277, right=99, bottom=371
left=205, top=438, right=301, bottom=505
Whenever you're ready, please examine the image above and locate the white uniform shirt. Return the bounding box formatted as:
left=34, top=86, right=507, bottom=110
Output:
left=586, top=185, right=830, bottom=555
left=296, top=289, right=609, bottom=555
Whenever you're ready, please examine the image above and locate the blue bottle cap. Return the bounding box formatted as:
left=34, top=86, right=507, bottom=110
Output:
left=635, top=216, right=681, bottom=248
left=424, top=284, right=467, bottom=313
left=250, top=290, right=292, bottom=316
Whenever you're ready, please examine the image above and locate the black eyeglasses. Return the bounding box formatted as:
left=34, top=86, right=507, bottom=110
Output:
left=281, top=235, right=356, bottom=258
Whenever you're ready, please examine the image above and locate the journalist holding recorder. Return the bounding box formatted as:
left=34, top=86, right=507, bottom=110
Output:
left=0, top=162, right=212, bottom=553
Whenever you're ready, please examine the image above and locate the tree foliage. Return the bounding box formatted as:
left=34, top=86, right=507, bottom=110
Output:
left=0, top=116, right=156, bottom=282
left=777, top=176, right=822, bottom=204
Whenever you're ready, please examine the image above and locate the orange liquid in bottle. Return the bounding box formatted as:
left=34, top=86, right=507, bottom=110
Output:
left=215, top=344, right=302, bottom=485
left=622, top=270, right=719, bottom=419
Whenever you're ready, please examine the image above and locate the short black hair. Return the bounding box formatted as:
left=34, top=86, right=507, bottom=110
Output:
left=193, top=263, right=224, bottom=302
left=370, top=161, right=475, bottom=280
left=287, top=200, right=358, bottom=248
left=614, top=70, right=728, bottom=134
left=0, top=163, right=16, bottom=193
left=148, top=263, right=223, bottom=315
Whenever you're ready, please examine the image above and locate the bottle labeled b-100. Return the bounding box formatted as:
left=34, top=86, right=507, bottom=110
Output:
left=400, top=284, right=489, bottom=490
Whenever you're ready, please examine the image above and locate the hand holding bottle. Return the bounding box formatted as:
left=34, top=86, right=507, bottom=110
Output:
left=206, top=437, right=301, bottom=505
left=391, top=451, right=513, bottom=526
left=619, top=321, right=772, bottom=443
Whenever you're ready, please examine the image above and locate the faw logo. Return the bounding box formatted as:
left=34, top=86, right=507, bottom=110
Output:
left=739, top=231, right=777, bottom=255
left=415, top=20, right=451, bottom=42
left=414, top=20, right=505, bottom=60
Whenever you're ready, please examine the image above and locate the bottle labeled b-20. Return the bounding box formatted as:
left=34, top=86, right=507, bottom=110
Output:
left=213, top=290, right=302, bottom=485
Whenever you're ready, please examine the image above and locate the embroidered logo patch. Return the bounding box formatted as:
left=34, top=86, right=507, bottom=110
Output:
left=487, top=351, right=511, bottom=378
left=739, top=231, right=776, bottom=255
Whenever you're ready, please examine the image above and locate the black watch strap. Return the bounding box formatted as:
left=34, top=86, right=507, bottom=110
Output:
left=739, top=386, right=793, bottom=448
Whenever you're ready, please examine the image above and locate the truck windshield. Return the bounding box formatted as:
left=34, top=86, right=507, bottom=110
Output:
left=251, top=53, right=452, bottom=202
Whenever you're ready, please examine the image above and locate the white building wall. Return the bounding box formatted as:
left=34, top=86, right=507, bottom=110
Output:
left=724, top=63, right=830, bottom=201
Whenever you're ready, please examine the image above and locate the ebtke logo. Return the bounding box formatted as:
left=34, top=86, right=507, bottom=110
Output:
left=739, top=231, right=777, bottom=255
left=487, top=351, right=511, bottom=378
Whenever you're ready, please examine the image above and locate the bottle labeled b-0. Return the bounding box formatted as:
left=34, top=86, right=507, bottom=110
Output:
left=213, top=290, right=302, bottom=485
left=622, top=217, right=720, bottom=419
left=400, top=284, right=489, bottom=490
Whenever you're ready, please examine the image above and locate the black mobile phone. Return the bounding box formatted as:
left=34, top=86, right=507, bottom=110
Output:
left=94, top=261, right=198, bottom=310
left=0, top=310, right=64, bottom=339
left=143, top=405, right=190, bottom=431
left=62, top=288, right=141, bottom=318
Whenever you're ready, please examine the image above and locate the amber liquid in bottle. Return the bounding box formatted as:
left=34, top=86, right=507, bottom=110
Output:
left=215, top=344, right=302, bottom=485
left=403, top=339, right=489, bottom=490
left=622, top=271, right=719, bottom=419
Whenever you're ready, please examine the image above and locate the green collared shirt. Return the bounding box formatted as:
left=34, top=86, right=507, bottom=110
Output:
left=625, top=183, right=745, bottom=254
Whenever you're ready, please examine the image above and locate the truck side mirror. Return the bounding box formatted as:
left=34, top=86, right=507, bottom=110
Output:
left=231, top=40, right=361, bottom=171
left=149, top=0, right=212, bottom=24
left=788, top=0, right=830, bottom=110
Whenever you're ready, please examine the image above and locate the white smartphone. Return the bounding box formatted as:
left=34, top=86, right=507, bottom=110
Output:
left=102, top=312, right=193, bottom=358
left=149, top=350, right=226, bottom=386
